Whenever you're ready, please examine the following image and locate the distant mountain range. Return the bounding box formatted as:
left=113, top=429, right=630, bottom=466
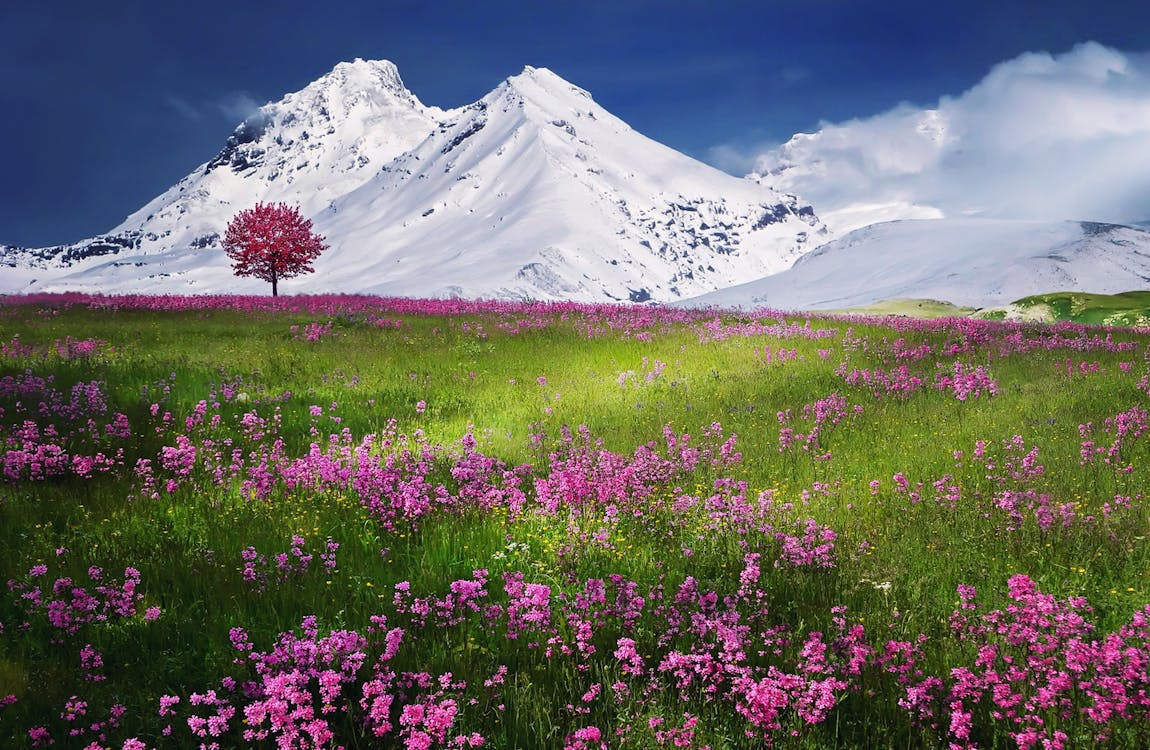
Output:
left=0, top=60, right=823, bottom=302
left=3, top=59, right=1147, bottom=309
left=686, top=218, right=1150, bottom=311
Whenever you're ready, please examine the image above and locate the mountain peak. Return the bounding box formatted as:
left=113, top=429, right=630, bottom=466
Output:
left=324, top=58, right=406, bottom=92
left=289, top=57, right=420, bottom=112
left=200, top=57, right=436, bottom=180
left=502, top=65, right=593, bottom=103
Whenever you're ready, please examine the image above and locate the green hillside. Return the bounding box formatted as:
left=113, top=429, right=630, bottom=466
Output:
left=835, top=291, right=1150, bottom=325
left=994, top=291, right=1150, bottom=326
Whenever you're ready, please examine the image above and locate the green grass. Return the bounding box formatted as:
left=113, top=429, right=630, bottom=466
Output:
left=1006, top=290, right=1150, bottom=326
left=825, top=298, right=979, bottom=318
left=0, top=299, right=1147, bottom=748
left=971, top=290, right=1150, bottom=325
left=835, top=291, right=1150, bottom=326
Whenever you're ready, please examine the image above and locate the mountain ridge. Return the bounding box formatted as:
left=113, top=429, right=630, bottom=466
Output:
left=1, top=60, right=824, bottom=302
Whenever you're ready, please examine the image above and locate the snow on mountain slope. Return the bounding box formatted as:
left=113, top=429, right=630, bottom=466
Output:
left=312, top=66, right=824, bottom=301
left=2, top=63, right=824, bottom=301
left=2, top=59, right=445, bottom=293
left=682, top=218, right=1150, bottom=311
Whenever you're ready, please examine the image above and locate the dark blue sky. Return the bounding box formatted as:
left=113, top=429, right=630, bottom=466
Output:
left=3, top=0, right=1149, bottom=247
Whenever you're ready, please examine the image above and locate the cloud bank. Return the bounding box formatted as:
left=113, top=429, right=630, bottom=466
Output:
left=748, top=43, right=1150, bottom=231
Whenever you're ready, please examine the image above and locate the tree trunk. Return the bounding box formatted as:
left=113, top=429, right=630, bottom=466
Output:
left=271, top=271, right=278, bottom=297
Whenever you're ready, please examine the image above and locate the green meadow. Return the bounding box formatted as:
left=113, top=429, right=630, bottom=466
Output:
left=0, top=295, right=1147, bottom=749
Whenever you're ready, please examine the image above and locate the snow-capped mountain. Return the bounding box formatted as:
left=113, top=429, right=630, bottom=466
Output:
left=2, top=60, right=442, bottom=292
left=683, top=218, right=1150, bottom=311
left=2, top=61, right=824, bottom=301
left=313, top=66, right=824, bottom=301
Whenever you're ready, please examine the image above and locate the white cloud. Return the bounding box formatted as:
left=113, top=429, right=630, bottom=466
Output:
left=748, top=42, right=1150, bottom=230
left=163, top=91, right=262, bottom=124
left=706, top=140, right=775, bottom=175
left=214, top=92, right=261, bottom=122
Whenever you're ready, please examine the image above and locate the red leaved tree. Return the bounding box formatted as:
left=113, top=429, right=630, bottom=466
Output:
left=222, top=202, right=328, bottom=296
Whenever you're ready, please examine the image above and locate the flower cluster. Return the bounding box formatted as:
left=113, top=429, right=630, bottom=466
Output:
left=240, top=535, right=339, bottom=592
left=1, top=373, right=133, bottom=481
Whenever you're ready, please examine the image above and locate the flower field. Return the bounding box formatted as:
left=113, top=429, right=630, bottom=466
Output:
left=0, top=293, right=1147, bottom=749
